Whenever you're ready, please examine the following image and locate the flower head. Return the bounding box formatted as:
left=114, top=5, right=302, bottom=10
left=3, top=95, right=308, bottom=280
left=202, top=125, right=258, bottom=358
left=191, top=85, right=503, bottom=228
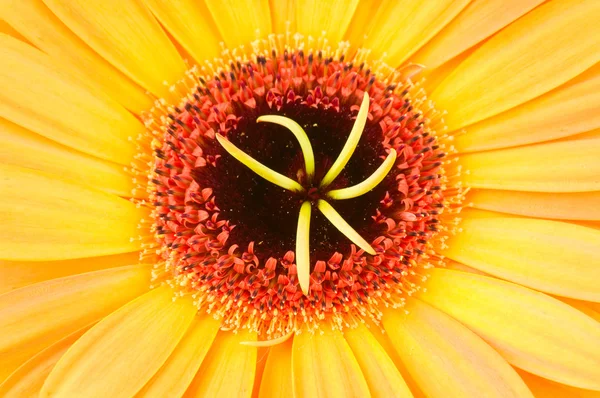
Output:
left=1, top=0, right=599, bottom=397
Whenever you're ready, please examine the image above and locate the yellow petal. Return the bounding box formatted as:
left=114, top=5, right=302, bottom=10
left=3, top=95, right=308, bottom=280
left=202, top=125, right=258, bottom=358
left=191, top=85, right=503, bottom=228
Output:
left=296, top=0, right=359, bottom=44
left=516, top=369, right=600, bottom=398
left=41, top=286, right=196, bottom=398
left=443, top=259, right=489, bottom=277
left=411, top=0, right=544, bottom=69
left=185, top=330, right=257, bottom=397
left=558, top=297, right=600, bottom=324
left=431, top=0, right=600, bottom=130
left=366, top=323, right=426, bottom=398
left=383, top=299, right=532, bottom=398
left=137, top=314, right=220, bottom=397
left=0, top=165, right=148, bottom=261
left=345, top=324, right=413, bottom=398
left=0, top=252, right=140, bottom=295
left=0, top=118, right=137, bottom=197
left=291, top=328, right=370, bottom=397
left=421, top=44, right=478, bottom=94
left=0, top=264, right=150, bottom=382
left=258, top=338, right=293, bottom=398
left=459, top=139, right=600, bottom=192
left=443, top=216, right=600, bottom=301
left=0, top=17, right=31, bottom=44
left=144, top=0, right=222, bottom=64
left=570, top=128, right=600, bottom=141
left=42, top=0, right=186, bottom=99
left=204, top=0, right=271, bottom=49
left=269, top=1, right=294, bottom=34
left=455, top=64, right=600, bottom=152
left=468, top=189, right=600, bottom=221
left=345, top=0, right=470, bottom=66
left=419, top=269, right=600, bottom=390
left=0, top=325, right=90, bottom=397
left=0, top=35, right=142, bottom=165
left=3, top=0, right=152, bottom=113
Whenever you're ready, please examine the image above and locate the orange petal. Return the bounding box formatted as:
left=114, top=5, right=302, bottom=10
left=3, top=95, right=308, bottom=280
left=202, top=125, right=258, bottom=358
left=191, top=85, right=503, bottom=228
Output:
left=42, top=0, right=186, bottom=99
left=3, top=0, right=152, bottom=113
left=41, top=286, right=196, bottom=397
left=345, top=0, right=470, bottom=67
left=0, top=118, right=138, bottom=197
left=258, top=338, right=293, bottom=398
left=292, top=328, right=370, bottom=397
left=419, top=269, right=600, bottom=390
left=459, top=139, right=600, bottom=192
left=144, top=0, right=222, bottom=64
left=0, top=165, right=148, bottom=261
left=556, top=297, right=600, bottom=324
left=0, top=325, right=91, bottom=396
left=367, top=322, right=426, bottom=398
left=455, top=64, right=600, bottom=152
left=468, top=189, right=600, bottom=221
left=0, top=35, right=142, bottom=165
left=345, top=324, right=413, bottom=398
left=0, top=18, right=31, bottom=43
left=185, top=330, right=257, bottom=397
left=204, top=0, right=271, bottom=49
left=443, top=216, right=600, bottom=301
left=295, top=0, right=359, bottom=45
left=383, top=299, right=532, bottom=398
left=516, top=369, right=600, bottom=398
left=0, top=252, right=140, bottom=295
left=137, top=314, right=221, bottom=397
left=0, top=264, right=151, bottom=382
left=411, top=0, right=544, bottom=69
left=431, top=0, right=600, bottom=130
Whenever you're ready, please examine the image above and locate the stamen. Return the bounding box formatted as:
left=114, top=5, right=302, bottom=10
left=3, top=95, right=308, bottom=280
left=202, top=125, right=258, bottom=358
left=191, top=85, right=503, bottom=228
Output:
left=296, top=201, right=312, bottom=296
left=317, top=200, right=376, bottom=255
left=216, top=133, right=305, bottom=192
left=327, top=149, right=397, bottom=200
left=239, top=330, right=294, bottom=347
left=319, top=93, right=370, bottom=188
left=257, top=115, right=316, bottom=181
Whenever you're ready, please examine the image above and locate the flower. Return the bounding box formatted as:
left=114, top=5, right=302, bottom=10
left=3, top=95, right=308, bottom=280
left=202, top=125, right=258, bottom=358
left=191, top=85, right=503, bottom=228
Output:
left=1, top=0, right=599, bottom=397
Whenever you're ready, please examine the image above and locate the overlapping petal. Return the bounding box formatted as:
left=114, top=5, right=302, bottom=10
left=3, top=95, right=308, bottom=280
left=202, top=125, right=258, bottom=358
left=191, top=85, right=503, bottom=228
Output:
left=41, top=286, right=196, bottom=397
left=419, top=269, right=600, bottom=390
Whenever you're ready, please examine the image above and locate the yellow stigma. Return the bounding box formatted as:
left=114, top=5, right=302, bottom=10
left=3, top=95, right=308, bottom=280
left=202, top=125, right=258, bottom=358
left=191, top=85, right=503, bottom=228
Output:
left=215, top=133, right=305, bottom=192
left=327, top=149, right=397, bottom=200
left=317, top=200, right=376, bottom=255
left=257, top=115, right=316, bottom=182
left=296, top=201, right=312, bottom=295
left=319, top=93, right=370, bottom=189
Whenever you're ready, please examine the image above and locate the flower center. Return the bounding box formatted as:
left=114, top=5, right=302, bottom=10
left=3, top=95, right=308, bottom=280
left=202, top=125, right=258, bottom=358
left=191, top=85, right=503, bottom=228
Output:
left=142, top=38, right=449, bottom=337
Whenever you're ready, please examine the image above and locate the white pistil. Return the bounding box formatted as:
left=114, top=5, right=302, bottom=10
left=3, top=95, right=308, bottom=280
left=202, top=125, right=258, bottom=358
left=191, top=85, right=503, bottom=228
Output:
left=257, top=115, right=316, bottom=181
left=240, top=330, right=294, bottom=347
left=327, top=149, right=397, bottom=200
left=296, top=201, right=312, bottom=295
left=319, top=93, right=370, bottom=189
left=317, top=200, right=376, bottom=255
left=216, top=133, right=305, bottom=192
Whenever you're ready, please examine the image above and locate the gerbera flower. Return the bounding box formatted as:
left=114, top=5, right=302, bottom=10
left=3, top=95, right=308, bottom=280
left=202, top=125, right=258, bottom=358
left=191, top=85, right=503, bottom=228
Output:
left=1, top=0, right=599, bottom=396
